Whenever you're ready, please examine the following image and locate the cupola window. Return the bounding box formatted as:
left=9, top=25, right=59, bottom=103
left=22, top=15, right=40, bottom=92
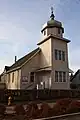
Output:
left=44, top=30, right=46, bottom=36
left=58, top=28, right=60, bottom=34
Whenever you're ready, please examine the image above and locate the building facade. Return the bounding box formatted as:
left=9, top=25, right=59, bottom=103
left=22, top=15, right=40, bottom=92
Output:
left=1, top=8, right=72, bottom=90
left=70, top=70, right=80, bottom=89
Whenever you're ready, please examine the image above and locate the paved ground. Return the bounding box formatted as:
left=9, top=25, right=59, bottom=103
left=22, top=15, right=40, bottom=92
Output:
left=6, top=106, right=15, bottom=114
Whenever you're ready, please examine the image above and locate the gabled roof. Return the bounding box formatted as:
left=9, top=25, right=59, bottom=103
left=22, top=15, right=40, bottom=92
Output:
left=7, top=47, right=40, bottom=72
left=5, top=66, right=10, bottom=71
left=70, top=69, right=80, bottom=82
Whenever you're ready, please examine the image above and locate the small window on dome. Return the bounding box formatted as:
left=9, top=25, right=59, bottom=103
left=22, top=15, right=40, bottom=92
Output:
left=44, top=30, right=46, bottom=36
left=58, top=28, right=60, bottom=34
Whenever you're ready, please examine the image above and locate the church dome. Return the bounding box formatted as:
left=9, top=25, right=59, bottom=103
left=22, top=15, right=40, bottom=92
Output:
left=41, top=7, right=64, bottom=34
left=47, top=19, right=62, bottom=28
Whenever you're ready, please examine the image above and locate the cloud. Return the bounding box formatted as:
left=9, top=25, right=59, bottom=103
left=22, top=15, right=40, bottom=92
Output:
left=69, top=48, right=80, bottom=73
left=0, top=17, right=31, bottom=73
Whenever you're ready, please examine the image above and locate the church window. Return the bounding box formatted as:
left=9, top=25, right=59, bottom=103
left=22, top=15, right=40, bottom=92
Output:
left=55, top=49, right=58, bottom=60
left=55, top=71, right=66, bottom=82
left=59, top=71, right=62, bottom=82
left=59, top=50, right=61, bottom=60
left=12, top=72, right=14, bottom=83
left=63, top=72, right=66, bottom=82
left=30, top=72, right=34, bottom=82
left=55, top=49, right=65, bottom=61
left=62, top=51, right=65, bottom=61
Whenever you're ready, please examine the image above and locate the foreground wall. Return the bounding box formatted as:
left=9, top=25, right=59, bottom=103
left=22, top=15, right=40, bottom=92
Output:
left=1, top=89, right=80, bottom=102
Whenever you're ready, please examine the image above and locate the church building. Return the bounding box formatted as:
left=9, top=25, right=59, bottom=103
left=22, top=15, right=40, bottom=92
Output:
left=1, top=8, right=72, bottom=90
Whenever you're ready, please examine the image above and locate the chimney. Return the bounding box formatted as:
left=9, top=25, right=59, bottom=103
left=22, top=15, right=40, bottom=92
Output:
left=15, top=56, right=17, bottom=63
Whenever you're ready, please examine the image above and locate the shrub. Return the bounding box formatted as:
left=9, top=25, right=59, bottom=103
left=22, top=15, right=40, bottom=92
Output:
left=52, top=103, right=63, bottom=116
left=14, top=104, right=25, bottom=115
left=26, top=102, right=40, bottom=119
left=66, top=100, right=80, bottom=113
left=56, top=98, right=72, bottom=106
left=52, top=98, right=72, bottom=115
left=13, top=100, right=80, bottom=119
left=53, top=99, right=80, bottom=115
left=0, top=104, right=6, bottom=115
left=26, top=102, right=52, bottom=119
left=39, top=103, right=52, bottom=118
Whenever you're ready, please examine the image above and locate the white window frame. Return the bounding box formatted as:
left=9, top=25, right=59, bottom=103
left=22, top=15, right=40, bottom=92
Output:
left=54, top=49, right=65, bottom=61
left=55, top=71, right=66, bottom=83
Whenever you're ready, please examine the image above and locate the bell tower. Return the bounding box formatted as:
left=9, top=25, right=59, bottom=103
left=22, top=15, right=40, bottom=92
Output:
left=41, top=7, right=64, bottom=38
left=37, top=7, right=70, bottom=89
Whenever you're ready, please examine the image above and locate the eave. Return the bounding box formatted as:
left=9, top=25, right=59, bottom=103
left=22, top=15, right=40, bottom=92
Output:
left=37, top=34, right=70, bottom=45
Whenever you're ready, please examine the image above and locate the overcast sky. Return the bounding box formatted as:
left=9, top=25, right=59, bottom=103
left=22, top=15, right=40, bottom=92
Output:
left=0, top=0, right=80, bottom=73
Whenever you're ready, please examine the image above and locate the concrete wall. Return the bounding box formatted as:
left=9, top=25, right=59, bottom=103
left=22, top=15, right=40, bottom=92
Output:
left=51, top=38, right=69, bottom=89
left=6, top=69, right=21, bottom=89
left=39, top=38, right=52, bottom=68
left=21, top=53, right=40, bottom=89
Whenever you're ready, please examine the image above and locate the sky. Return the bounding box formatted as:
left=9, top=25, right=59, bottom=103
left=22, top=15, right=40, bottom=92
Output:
left=0, top=0, right=80, bottom=73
